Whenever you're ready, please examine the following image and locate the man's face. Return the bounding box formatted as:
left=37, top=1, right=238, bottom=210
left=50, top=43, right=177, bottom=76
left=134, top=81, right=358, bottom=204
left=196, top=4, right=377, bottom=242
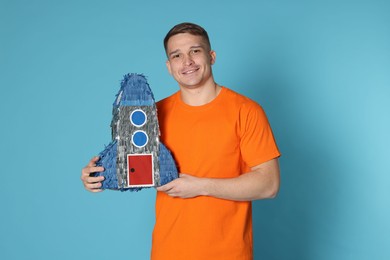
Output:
left=165, top=33, right=216, bottom=90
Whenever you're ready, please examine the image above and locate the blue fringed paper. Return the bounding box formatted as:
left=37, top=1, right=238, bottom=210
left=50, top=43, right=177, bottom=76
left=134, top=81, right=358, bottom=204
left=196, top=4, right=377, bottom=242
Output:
left=93, top=73, right=178, bottom=191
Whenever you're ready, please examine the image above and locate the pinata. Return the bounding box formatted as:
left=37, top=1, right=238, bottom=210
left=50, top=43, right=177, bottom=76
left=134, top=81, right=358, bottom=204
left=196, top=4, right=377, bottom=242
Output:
left=93, top=73, right=178, bottom=191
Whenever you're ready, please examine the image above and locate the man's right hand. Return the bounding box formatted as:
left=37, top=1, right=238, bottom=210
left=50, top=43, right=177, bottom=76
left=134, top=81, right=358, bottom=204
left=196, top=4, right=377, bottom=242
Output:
left=81, top=156, right=105, bottom=192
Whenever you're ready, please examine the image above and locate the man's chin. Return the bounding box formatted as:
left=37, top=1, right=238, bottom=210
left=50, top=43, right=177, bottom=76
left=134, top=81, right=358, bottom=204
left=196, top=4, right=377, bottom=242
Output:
left=178, top=80, right=202, bottom=89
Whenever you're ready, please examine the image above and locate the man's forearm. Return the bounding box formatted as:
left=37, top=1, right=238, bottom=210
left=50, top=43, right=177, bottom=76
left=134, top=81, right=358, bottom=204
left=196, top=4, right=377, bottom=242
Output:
left=201, top=158, right=280, bottom=201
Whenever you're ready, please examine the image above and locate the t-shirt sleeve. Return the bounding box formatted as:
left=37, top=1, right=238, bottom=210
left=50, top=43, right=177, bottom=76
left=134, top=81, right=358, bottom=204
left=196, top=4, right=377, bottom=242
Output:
left=239, top=101, right=280, bottom=168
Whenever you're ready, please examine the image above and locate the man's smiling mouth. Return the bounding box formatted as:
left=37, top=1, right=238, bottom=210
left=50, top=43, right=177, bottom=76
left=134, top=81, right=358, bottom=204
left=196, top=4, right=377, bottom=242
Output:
left=182, top=68, right=199, bottom=75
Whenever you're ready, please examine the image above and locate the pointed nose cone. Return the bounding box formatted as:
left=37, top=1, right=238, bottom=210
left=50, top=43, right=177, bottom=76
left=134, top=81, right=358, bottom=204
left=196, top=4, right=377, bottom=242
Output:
left=114, top=73, right=155, bottom=107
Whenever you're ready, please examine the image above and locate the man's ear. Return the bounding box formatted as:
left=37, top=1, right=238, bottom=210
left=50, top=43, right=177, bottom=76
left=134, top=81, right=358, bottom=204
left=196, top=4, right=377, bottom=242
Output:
left=210, top=50, right=216, bottom=65
left=166, top=60, right=172, bottom=75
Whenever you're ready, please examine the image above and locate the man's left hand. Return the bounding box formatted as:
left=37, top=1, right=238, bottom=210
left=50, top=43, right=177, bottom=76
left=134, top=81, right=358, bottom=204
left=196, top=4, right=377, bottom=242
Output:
left=156, top=174, right=208, bottom=199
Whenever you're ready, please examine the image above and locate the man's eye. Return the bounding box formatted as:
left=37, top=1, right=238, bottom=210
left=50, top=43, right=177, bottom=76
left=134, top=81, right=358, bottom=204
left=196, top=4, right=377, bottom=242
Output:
left=171, top=54, right=180, bottom=59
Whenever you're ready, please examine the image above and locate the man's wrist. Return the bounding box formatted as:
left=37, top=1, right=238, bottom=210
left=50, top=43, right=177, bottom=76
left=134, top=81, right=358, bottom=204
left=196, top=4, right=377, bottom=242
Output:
left=200, top=178, right=214, bottom=197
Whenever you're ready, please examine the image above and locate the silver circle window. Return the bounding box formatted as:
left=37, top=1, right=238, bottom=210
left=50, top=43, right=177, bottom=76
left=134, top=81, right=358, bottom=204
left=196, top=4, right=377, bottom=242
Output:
left=130, top=109, right=147, bottom=127
left=132, top=130, right=149, bottom=148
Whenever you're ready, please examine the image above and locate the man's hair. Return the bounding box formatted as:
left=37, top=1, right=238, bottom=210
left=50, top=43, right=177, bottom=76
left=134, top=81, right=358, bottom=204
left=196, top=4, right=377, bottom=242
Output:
left=163, top=22, right=211, bottom=53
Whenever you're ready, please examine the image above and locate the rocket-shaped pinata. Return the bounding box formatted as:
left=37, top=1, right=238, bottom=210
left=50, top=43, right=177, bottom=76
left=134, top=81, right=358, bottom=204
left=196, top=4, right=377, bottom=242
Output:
left=93, top=73, right=178, bottom=191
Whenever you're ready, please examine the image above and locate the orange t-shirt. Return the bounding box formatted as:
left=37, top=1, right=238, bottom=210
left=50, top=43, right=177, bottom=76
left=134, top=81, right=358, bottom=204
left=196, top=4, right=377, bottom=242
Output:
left=151, top=87, right=280, bottom=260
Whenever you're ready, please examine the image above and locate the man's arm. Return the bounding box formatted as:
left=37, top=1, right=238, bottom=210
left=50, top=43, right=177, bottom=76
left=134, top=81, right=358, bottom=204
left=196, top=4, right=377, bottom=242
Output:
left=156, top=158, right=280, bottom=201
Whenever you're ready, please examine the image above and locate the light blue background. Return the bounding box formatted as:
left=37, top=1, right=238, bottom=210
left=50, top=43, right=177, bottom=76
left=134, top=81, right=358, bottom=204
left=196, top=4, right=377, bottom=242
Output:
left=1, top=0, right=389, bottom=259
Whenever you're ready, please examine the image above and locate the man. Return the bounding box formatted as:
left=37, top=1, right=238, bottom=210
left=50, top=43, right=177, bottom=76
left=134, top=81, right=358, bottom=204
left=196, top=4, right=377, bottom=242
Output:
left=81, top=22, right=280, bottom=260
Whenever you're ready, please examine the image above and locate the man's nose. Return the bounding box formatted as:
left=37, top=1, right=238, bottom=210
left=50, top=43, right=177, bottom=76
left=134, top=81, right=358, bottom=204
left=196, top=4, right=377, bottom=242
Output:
left=183, top=54, right=194, bottom=65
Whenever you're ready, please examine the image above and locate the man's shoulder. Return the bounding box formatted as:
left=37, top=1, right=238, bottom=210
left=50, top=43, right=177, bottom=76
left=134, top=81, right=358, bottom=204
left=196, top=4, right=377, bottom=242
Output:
left=156, top=91, right=178, bottom=109
left=222, top=87, right=261, bottom=109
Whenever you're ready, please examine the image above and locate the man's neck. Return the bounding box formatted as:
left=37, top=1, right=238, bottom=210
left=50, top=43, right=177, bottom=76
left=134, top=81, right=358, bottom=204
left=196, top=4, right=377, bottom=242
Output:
left=179, top=82, right=222, bottom=106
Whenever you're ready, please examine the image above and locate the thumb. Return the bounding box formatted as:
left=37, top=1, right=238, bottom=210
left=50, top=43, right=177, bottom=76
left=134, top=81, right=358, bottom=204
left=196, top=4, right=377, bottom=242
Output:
left=157, top=182, right=172, bottom=192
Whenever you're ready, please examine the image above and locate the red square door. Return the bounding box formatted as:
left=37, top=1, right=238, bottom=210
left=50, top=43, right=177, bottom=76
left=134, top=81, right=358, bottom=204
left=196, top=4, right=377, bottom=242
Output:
left=127, top=154, right=154, bottom=187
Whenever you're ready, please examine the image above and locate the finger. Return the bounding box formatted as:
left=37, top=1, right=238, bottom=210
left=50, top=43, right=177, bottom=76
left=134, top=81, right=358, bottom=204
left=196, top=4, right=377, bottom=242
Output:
left=89, top=166, right=105, bottom=174
left=81, top=173, right=103, bottom=184
left=82, top=166, right=104, bottom=177
left=86, top=175, right=105, bottom=184
left=156, top=185, right=167, bottom=192
left=86, top=181, right=103, bottom=189
left=84, top=178, right=105, bottom=192
left=87, top=156, right=100, bottom=167
left=167, top=192, right=177, bottom=197
left=89, top=189, right=103, bottom=193
left=167, top=190, right=183, bottom=198
left=85, top=185, right=104, bottom=193
left=157, top=183, right=173, bottom=192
